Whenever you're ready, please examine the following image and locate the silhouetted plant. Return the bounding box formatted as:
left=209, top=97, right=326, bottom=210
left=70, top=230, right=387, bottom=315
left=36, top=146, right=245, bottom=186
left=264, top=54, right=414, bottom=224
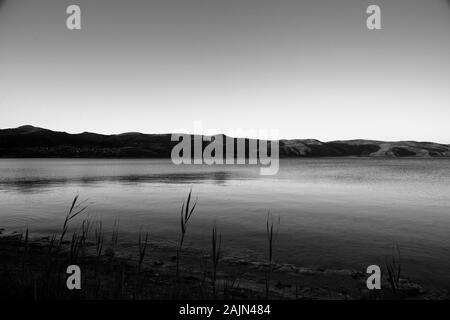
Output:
left=79, top=217, right=92, bottom=248
left=21, top=226, right=29, bottom=274
left=94, top=220, right=104, bottom=260
left=386, top=244, right=402, bottom=295
left=59, top=195, right=88, bottom=245
left=138, top=229, right=149, bottom=272
left=176, top=189, right=197, bottom=279
left=111, top=218, right=120, bottom=252
left=265, top=212, right=280, bottom=299
left=69, top=232, right=81, bottom=264
left=211, top=224, right=222, bottom=297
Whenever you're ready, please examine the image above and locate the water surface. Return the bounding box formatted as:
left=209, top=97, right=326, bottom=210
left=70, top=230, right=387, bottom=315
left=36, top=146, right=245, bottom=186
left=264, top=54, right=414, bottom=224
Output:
left=1, top=158, right=450, bottom=289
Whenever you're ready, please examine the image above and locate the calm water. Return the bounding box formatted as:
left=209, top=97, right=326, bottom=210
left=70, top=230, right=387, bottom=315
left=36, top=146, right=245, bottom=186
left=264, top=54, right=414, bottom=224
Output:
left=1, top=158, right=450, bottom=289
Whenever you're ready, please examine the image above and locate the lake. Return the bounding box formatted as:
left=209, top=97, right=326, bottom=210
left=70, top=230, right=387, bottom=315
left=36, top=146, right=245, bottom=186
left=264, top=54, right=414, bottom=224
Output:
left=1, top=158, right=450, bottom=290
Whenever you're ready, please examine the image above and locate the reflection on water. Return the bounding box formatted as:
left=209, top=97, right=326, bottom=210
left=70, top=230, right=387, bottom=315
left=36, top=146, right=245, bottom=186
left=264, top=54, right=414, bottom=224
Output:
left=0, top=171, right=236, bottom=193
left=1, top=158, right=450, bottom=290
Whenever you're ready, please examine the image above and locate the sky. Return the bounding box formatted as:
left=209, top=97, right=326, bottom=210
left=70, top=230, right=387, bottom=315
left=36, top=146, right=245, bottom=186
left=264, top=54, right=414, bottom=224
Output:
left=0, top=0, right=449, bottom=142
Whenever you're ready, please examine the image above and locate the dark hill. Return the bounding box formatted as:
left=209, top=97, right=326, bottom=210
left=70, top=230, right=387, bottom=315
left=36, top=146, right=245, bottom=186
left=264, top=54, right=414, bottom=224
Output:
left=0, top=126, right=449, bottom=158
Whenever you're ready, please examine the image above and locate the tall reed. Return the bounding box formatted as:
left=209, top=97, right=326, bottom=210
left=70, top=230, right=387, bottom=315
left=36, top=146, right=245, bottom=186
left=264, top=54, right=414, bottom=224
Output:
left=59, top=195, right=88, bottom=244
left=94, top=220, right=104, bottom=260
left=265, top=213, right=280, bottom=299
left=138, top=229, right=149, bottom=272
left=176, top=189, right=197, bottom=279
left=386, top=244, right=402, bottom=294
left=48, top=234, right=57, bottom=255
left=79, top=217, right=92, bottom=248
left=69, top=232, right=81, bottom=264
left=211, top=224, right=222, bottom=297
left=111, top=218, right=120, bottom=252
left=21, top=226, right=29, bottom=274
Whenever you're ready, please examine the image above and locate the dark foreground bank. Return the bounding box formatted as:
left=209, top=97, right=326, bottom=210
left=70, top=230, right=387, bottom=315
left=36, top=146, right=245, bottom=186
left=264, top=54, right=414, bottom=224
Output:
left=0, top=227, right=446, bottom=300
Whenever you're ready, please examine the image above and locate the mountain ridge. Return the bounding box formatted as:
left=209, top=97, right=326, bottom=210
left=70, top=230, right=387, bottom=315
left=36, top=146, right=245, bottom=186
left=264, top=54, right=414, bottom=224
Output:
left=1, top=125, right=449, bottom=158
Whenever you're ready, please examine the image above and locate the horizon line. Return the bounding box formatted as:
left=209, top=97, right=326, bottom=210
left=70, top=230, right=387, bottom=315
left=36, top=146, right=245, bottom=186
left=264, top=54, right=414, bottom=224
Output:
left=2, top=124, right=449, bottom=145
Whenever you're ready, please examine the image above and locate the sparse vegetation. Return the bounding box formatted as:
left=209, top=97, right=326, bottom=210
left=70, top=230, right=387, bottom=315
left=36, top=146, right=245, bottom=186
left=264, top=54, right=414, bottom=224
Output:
left=0, top=195, right=440, bottom=300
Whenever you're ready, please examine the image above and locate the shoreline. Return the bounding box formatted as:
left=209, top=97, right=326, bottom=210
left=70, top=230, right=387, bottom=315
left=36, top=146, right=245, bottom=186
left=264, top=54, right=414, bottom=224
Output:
left=0, top=229, right=445, bottom=300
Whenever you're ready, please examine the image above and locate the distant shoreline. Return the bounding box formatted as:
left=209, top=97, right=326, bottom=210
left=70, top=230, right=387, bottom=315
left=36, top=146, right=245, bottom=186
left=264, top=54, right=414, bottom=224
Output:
left=1, top=125, right=450, bottom=159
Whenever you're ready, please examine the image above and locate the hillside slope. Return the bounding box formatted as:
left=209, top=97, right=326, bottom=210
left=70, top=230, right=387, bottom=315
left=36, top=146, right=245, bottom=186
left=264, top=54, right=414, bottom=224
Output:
left=1, top=125, right=449, bottom=158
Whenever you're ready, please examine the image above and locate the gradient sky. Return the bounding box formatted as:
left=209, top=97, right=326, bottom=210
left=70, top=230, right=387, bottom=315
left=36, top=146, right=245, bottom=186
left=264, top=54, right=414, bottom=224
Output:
left=0, top=0, right=449, bottom=142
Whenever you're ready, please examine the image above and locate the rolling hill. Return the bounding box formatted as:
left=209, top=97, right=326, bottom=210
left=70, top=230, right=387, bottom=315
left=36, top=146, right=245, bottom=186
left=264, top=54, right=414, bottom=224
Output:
left=0, top=125, right=449, bottom=158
